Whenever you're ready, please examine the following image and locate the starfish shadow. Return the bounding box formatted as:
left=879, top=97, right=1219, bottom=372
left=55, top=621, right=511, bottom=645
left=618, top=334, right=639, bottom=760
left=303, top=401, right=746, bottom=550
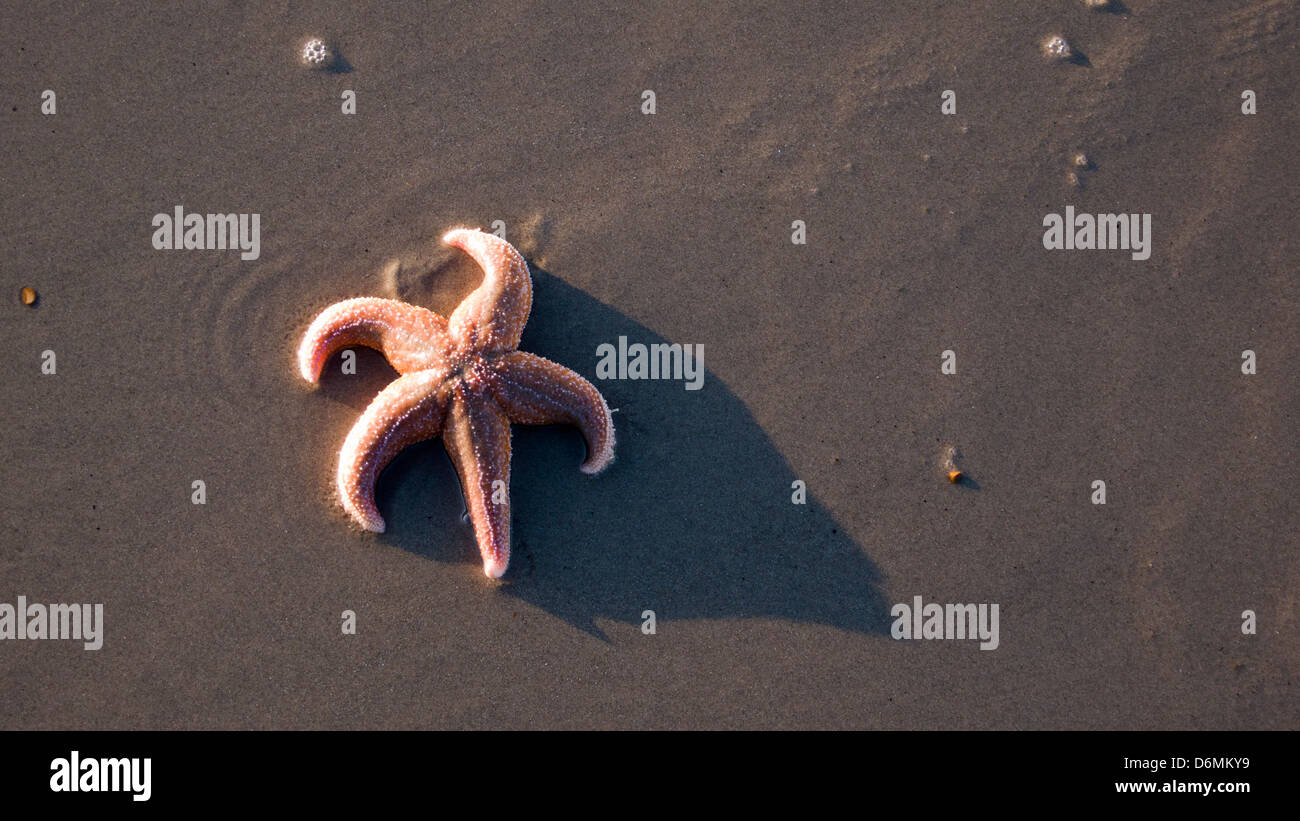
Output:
left=369, top=266, right=891, bottom=640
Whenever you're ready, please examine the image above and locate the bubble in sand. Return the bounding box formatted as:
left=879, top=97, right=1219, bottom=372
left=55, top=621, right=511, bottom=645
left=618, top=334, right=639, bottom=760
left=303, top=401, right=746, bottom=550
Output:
left=1042, top=35, right=1074, bottom=61
left=300, top=38, right=333, bottom=69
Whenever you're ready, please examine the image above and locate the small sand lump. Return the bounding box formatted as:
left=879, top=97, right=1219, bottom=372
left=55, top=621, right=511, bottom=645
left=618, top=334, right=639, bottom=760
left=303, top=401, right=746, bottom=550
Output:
left=1073, top=152, right=1091, bottom=168
left=301, top=38, right=332, bottom=68
left=1043, top=35, right=1074, bottom=60
left=20, top=287, right=37, bottom=306
left=1084, top=0, right=1114, bottom=9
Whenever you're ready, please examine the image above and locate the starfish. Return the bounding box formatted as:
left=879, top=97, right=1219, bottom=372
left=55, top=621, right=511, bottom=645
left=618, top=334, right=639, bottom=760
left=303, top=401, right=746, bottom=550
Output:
left=297, top=229, right=615, bottom=578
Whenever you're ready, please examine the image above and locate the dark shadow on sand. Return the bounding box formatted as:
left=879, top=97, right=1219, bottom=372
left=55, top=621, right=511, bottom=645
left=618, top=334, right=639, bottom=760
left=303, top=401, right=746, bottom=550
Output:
left=1065, top=50, right=1091, bottom=68
left=323, top=265, right=892, bottom=639
left=326, top=49, right=354, bottom=74
left=954, top=475, right=981, bottom=491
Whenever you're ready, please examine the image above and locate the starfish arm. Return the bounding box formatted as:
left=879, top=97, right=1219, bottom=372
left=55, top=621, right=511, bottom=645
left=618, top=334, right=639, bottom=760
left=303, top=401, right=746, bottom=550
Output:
left=444, top=229, right=533, bottom=354
left=337, top=369, right=450, bottom=533
left=442, top=389, right=513, bottom=578
left=298, top=297, right=453, bottom=382
left=488, top=351, right=615, bottom=475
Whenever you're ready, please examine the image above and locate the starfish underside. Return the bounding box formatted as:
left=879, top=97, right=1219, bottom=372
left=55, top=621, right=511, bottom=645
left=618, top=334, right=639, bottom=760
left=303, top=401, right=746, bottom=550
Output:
left=298, top=229, right=615, bottom=578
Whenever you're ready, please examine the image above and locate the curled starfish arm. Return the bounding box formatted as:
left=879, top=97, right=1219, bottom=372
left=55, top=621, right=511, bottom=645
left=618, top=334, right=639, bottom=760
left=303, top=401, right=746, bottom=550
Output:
left=489, top=351, right=615, bottom=475
left=337, top=369, right=451, bottom=533
left=298, top=297, right=453, bottom=382
left=444, top=229, right=533, bottom=354
left=442, top=389, right=513, bottom=578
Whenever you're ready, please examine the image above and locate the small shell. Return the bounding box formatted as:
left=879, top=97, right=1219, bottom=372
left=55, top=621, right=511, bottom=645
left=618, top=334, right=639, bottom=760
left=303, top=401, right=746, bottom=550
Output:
left=20, top=287, right=37, bottom=306
left=941, top=445, right=965, bottom=483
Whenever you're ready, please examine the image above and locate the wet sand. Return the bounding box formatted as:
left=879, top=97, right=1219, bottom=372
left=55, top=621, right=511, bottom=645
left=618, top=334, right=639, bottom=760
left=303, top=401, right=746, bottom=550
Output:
left=2, top=0, right=1297, bottom=728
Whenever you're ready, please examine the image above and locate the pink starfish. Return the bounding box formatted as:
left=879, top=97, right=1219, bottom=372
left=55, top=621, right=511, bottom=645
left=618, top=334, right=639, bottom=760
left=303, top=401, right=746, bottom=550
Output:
left=297, top=229, right=615, bottom=578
